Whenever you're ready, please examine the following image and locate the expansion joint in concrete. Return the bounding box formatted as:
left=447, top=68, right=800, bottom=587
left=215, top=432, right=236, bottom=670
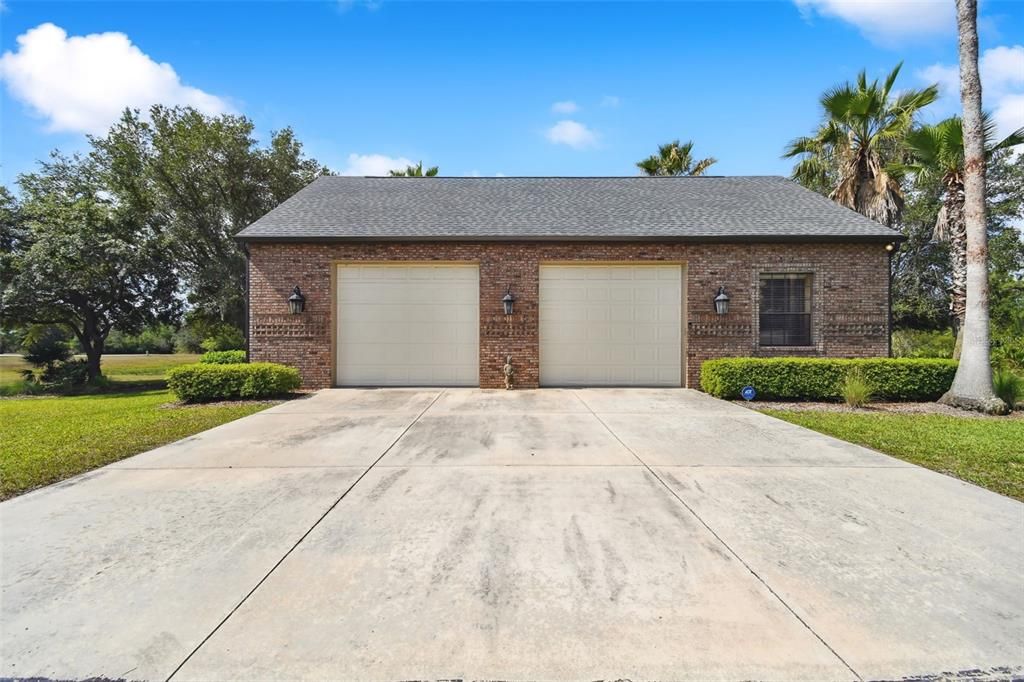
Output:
left=164, top=389, right=447, bottom=681
left=570, top=390, right=864, bottom=682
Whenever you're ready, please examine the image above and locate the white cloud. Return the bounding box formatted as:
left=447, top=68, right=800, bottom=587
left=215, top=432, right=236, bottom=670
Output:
left=0, top=23, right=231, bottom=135
left=919, top=62, right=959, bottom=94
left=600, top=95, right=620, bottom=108
left=920, top=45, right=1024, bottom=139
left=982, top=45, right=1024, bottom=90
left=545, top=120, right=597, bottom=149
left=340, top=153, right=416, bottom=176
left=993, top=93, right=1024, bottom=139
left=551, top=100, right=579, bottom=114
left=337, top=0, right=382, bottom=12
left=794, top=0, right=953, bottom=43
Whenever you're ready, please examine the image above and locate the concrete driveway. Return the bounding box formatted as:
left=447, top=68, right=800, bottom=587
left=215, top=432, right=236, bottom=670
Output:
left=2, top=389, right=1022, bottom=681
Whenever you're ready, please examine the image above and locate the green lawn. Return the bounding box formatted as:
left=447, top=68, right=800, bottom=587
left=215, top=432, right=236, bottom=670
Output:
left=0, top=353, right=200, bottom=390
left=762, top=409, right=1024, bottom=502
left=0, top=389, right=272, bottom=499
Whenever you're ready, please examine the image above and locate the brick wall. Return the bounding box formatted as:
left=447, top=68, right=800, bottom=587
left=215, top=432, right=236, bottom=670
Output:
left=247, top=241, right=890, bottom=389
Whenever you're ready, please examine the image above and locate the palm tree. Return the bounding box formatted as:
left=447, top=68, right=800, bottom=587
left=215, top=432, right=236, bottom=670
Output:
left=784, top=63, right=938, bottom=226
left=903, top=116, right=1024, bottom=355
left=940, top=0, right=1007, bottom=414
left=636, top=141, right=716, bottom=177
left=389, top=161, right=438, bottom=177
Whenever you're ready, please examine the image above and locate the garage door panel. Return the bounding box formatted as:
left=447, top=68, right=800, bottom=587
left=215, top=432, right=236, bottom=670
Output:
left=540, top=265, right=682, bottom=387
left=337, top=265, right=479, bottom=387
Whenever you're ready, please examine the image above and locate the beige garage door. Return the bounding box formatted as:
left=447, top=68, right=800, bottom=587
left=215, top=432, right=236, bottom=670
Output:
left=336, top=264, right=479, bottom=386
left=540, top=264, right=682, bottom=387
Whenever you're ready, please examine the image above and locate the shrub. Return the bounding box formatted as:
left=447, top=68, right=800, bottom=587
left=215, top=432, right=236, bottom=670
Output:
left=700, top=357, right=958, bottom=402
left=23, top=326, right=72, bottom=370
left=41, top=358, right=91, bottom=389
left=993, top=369, right=1022, bottom=411
left=167, top=362, right=300, bottom=402
left=841, top=369, right=873, bottom=407
left=992, top=326, right=1024, bottom=372
left=200, top=325, right=246, bottom=352
left=199, top=350, right=247, bottom=364
left=173, top=325, right=205, bottom=354
left=891, top=328, right=955, bottom=359
left=105, top=324, right=177, bottom=354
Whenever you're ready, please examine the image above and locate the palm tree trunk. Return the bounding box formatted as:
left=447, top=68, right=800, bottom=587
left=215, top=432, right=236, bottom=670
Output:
left=940, top=0, right=1007, bottom=414
left=946, top=195, right=967, bottom=359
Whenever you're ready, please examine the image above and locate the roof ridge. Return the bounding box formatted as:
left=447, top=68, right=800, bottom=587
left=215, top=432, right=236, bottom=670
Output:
left=317, top=175, right=787, bottom=180
left=239, top=175, right=903, bottom=243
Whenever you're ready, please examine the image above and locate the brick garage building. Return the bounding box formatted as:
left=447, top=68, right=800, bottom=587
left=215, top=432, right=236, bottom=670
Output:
left=237, top=177, right=902, bottom=390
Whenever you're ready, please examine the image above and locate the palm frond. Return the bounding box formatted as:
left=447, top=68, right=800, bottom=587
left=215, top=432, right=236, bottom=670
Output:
left=690, top=157, right=718, bottom=176
left=882, top=62, right=903, bottom=100
left=990, top=126, right=1024, bottom=153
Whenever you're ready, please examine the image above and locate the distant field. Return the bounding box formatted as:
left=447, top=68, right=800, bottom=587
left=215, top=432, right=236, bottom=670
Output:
left=0, top=353, right=200, bottom=389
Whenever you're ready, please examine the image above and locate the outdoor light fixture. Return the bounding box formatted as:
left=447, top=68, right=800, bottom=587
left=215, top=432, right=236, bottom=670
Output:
left=288, top=286, right=306, bottom=314
left=502, top=286, right=516, bottom=316
left=713, top=286, right=730, bottom=315
left=885, top=242, right=896, bottom=252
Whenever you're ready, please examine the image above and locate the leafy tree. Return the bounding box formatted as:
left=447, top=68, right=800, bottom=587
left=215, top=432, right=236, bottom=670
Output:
left=892, top=181, right=951, bottom=330
left=893, top=149, right=1024, bottom=332
left=636, top=140, right=716, bottom=177
left=388, top=161, right=438, bottom=177
left=940, top=0, right=1005, bottom=413
left=784, top=63, right=938, bottom=226
left=901, top=115, right=1023, bottom=350
left=92, top=107, right=328, bottom=329
left=2, top=153, right=179, bottom=381
left=986, top=149, right=1024, bottom=371
left=0, top=186, right=28, bottom=353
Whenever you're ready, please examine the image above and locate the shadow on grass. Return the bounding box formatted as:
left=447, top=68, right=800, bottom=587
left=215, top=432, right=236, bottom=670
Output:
left=0, top=378, right=169, bottom=399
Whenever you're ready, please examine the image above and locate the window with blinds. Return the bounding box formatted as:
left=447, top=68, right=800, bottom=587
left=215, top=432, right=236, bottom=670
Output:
left=759, top=273, right=812, bottom=346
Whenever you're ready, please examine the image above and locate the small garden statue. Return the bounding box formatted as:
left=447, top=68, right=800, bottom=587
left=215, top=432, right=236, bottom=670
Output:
left=503, top=355, right=514, bottom=390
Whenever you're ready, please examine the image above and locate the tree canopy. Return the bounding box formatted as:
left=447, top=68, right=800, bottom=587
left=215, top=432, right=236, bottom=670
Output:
left=636, top=140, right=716, bottom=177
left=92, top=107, right=328, bottom=327
left=2, top=153, right=179, bottom=379
left=388, top=161, right=438, bottom=177
left=2, top=106, right=328, bottom=378
left=784, top=63, right=938, bottom=227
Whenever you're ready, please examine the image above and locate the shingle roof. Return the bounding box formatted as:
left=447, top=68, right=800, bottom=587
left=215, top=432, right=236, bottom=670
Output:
left=236, top=176, right=903, bottom=243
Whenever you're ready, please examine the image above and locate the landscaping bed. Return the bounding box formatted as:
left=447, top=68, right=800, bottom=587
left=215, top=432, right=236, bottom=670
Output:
left=741, top=400, right=1024, bottom=419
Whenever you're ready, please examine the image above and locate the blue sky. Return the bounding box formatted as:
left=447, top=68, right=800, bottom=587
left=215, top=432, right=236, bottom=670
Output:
left=1, top=0, right=1022, bottom=185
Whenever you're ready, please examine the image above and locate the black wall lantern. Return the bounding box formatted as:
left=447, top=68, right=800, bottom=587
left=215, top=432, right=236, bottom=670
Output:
left=713, top=286, right=730, bottom=315
left=288, top=286, right=306, bottom=314
left=502, top=286, right=516, bottom=316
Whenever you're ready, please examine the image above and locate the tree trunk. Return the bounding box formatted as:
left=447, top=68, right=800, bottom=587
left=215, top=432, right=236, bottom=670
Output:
left=945, top=195, right=968, bottom=337
left=79, top=313, right=105, bottom=383
left=940, top=0, right=1007, bottom=414
left=83, top=343, right=103, bottom=382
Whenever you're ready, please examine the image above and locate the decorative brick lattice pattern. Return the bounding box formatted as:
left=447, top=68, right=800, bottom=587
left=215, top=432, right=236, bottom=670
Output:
left=248, top=242, right=890, bottom=389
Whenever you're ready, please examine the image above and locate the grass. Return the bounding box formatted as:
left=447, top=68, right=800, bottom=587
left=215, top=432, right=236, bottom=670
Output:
left=762, top=409, right=1024, bottom=501
left=0, top=389, right=272, bottom=499
left=0, top=353, right=267, bottom=499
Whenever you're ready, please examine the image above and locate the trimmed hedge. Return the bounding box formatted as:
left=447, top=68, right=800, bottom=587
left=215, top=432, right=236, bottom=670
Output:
left=700, top=357, right=958, bottom=402
left=199, top=350, right=247, bottom=364
left=167, top=362, right=301, bottom=402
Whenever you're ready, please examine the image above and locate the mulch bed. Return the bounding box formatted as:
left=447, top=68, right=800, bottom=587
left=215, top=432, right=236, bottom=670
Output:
left=737, top=400, right=1023, bottom=420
